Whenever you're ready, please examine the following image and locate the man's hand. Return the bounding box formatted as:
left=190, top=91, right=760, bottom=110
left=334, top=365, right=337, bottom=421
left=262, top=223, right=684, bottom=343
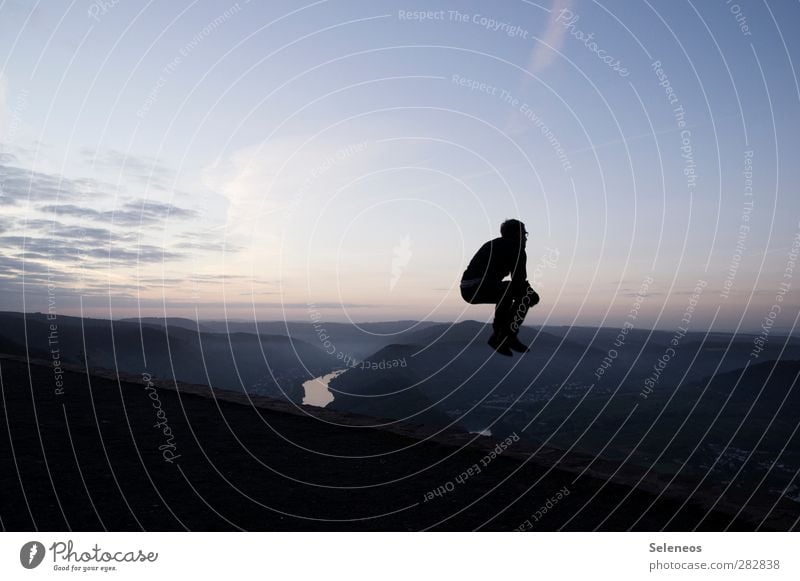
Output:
left=522, top=283, right=539, bottom=306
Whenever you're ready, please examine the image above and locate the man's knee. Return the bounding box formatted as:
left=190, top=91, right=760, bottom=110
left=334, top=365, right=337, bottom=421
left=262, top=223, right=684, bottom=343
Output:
left=518, top=285, right=539, bottom=306
left=461, top=285, right=487, bottom=304
left=460, top=290, right=476, bottom=304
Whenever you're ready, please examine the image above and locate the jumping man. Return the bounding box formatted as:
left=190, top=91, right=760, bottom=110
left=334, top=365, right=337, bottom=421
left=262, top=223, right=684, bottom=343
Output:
left=460, top=219, right=540, bottom=356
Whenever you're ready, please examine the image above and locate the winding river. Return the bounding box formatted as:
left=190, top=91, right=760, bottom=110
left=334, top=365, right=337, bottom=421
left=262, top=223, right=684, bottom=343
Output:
left=301, top=368, right=348, bottom=407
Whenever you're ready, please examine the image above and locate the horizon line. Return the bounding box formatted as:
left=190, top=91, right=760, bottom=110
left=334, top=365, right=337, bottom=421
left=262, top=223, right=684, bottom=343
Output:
left=8, top=310, right=799, bottom=336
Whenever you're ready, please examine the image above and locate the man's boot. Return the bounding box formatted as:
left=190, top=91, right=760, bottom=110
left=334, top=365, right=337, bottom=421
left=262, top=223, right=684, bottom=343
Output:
left=488, top=329, right=513, bottom=356
left=506, top=329, right=530, bottom=353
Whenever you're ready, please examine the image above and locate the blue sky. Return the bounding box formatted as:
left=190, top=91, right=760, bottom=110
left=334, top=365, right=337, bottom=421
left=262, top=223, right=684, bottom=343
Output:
left=0, top=0, right=798, bottom=333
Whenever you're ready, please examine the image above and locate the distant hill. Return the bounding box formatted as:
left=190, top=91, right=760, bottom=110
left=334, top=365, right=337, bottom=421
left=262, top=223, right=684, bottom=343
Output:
left=595, top=359, right=800, bottom=507
left=118, top=316, right=214, bottom=332
left=327, top=322, right=608, bottom=435
left=123, top=317, right=441, bottom=360
left=327, top=343, right=455, bottom=428
left=0, top=311, right=331, bottom=400
left=682, top=359, right=800, bottom=458
left=703, top=359, right=800, bottom=405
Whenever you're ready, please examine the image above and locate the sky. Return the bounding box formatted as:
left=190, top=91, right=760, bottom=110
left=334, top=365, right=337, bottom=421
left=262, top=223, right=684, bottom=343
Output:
left=0, top=0, right=798, bottom=333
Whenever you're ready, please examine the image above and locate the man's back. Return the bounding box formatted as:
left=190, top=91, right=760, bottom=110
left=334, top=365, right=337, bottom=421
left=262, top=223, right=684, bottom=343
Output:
left=462, top=237, right=527, bottom=286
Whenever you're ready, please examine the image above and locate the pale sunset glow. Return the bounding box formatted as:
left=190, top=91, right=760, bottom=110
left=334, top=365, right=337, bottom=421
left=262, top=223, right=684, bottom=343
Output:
left=0, top=0, right=797, bottom=334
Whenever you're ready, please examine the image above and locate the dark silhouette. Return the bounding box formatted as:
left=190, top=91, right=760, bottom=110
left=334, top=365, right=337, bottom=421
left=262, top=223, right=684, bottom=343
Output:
left=460, top=219, right=539, bottom=355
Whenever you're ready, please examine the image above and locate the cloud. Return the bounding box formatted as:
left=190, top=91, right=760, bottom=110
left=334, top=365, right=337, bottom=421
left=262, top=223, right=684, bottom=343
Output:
left=0, top=150, right=286, bottom=313
left=203, top=136, right=373, bottom=245
left=26, top=220, right=118, bottom=241
left=619, top=290, right=661, bottom=298
left=0, top=159, right=108, bottom=204
left=0, top=157, right=206, bottom=301
left=172, top=229, right=244, bottom=253
left=81, top=147, right=176, bottom=190
left=39, top=198, right=199, bottom=227
left=2, top=152, right=199, bottom=228
left=528, top=0, right=573, bottom=74
left=257, top=301, right=382, bottom=309
left=203, top=139, right=307, bottom=239
left=0, top=225, right=186, bottom=266
left=238, top=290, right=279, bottom=296
left=1, top=157, right=209, bottom=252
left=0, top=73, right=7, bottom=128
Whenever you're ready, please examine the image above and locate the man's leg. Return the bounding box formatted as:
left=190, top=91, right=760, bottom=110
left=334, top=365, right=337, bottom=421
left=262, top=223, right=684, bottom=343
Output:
left=507, top=285, right=539, bottom=352
left=481, top=284, right=513, bottom=355
left=493, top=282, right=516, bottom=337
left=466, top=281, right=515, bottom=356
left=510, top=284, right=539, bottom=332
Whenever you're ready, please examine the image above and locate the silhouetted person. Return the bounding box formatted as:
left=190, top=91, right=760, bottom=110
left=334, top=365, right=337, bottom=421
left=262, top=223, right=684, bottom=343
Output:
left=460, top=219, right=539, bottom=356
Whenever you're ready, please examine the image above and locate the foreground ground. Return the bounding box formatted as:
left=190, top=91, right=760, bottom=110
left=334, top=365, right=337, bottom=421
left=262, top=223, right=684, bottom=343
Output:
left=0, top=354, right=782, bottom=531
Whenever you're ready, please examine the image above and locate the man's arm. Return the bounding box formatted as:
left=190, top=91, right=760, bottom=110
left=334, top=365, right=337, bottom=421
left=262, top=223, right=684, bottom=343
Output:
left=510, top=246, right=528, bottom=290
left=514, top=249, right=540, bottom=305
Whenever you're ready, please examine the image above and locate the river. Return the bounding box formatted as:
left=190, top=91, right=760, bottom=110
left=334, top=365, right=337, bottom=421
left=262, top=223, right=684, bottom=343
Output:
left=301, top=368, right=348, bottom=407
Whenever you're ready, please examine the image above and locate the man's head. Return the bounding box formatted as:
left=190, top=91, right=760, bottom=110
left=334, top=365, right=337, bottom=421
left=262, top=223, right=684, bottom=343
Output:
left=500, top=219, right=528, bottom=245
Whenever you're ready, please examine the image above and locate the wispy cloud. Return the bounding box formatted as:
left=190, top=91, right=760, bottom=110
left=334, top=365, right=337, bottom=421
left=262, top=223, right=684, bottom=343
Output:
left=39, top=198, right=199, bottom=227
left=80, top=147, right=176, bottom=190
left=173, top=229, right=244, bottom=253
left=0, top=155, right=230, bottom=305
left=0, top=159, right=108, bottom=204
left=0, top=72, right=7, bottom=131
left=203, top=136, right=374, bottom=246
left=264, top=301, right=383, bottom=309
left=528, top=0, right=573, bottom=74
